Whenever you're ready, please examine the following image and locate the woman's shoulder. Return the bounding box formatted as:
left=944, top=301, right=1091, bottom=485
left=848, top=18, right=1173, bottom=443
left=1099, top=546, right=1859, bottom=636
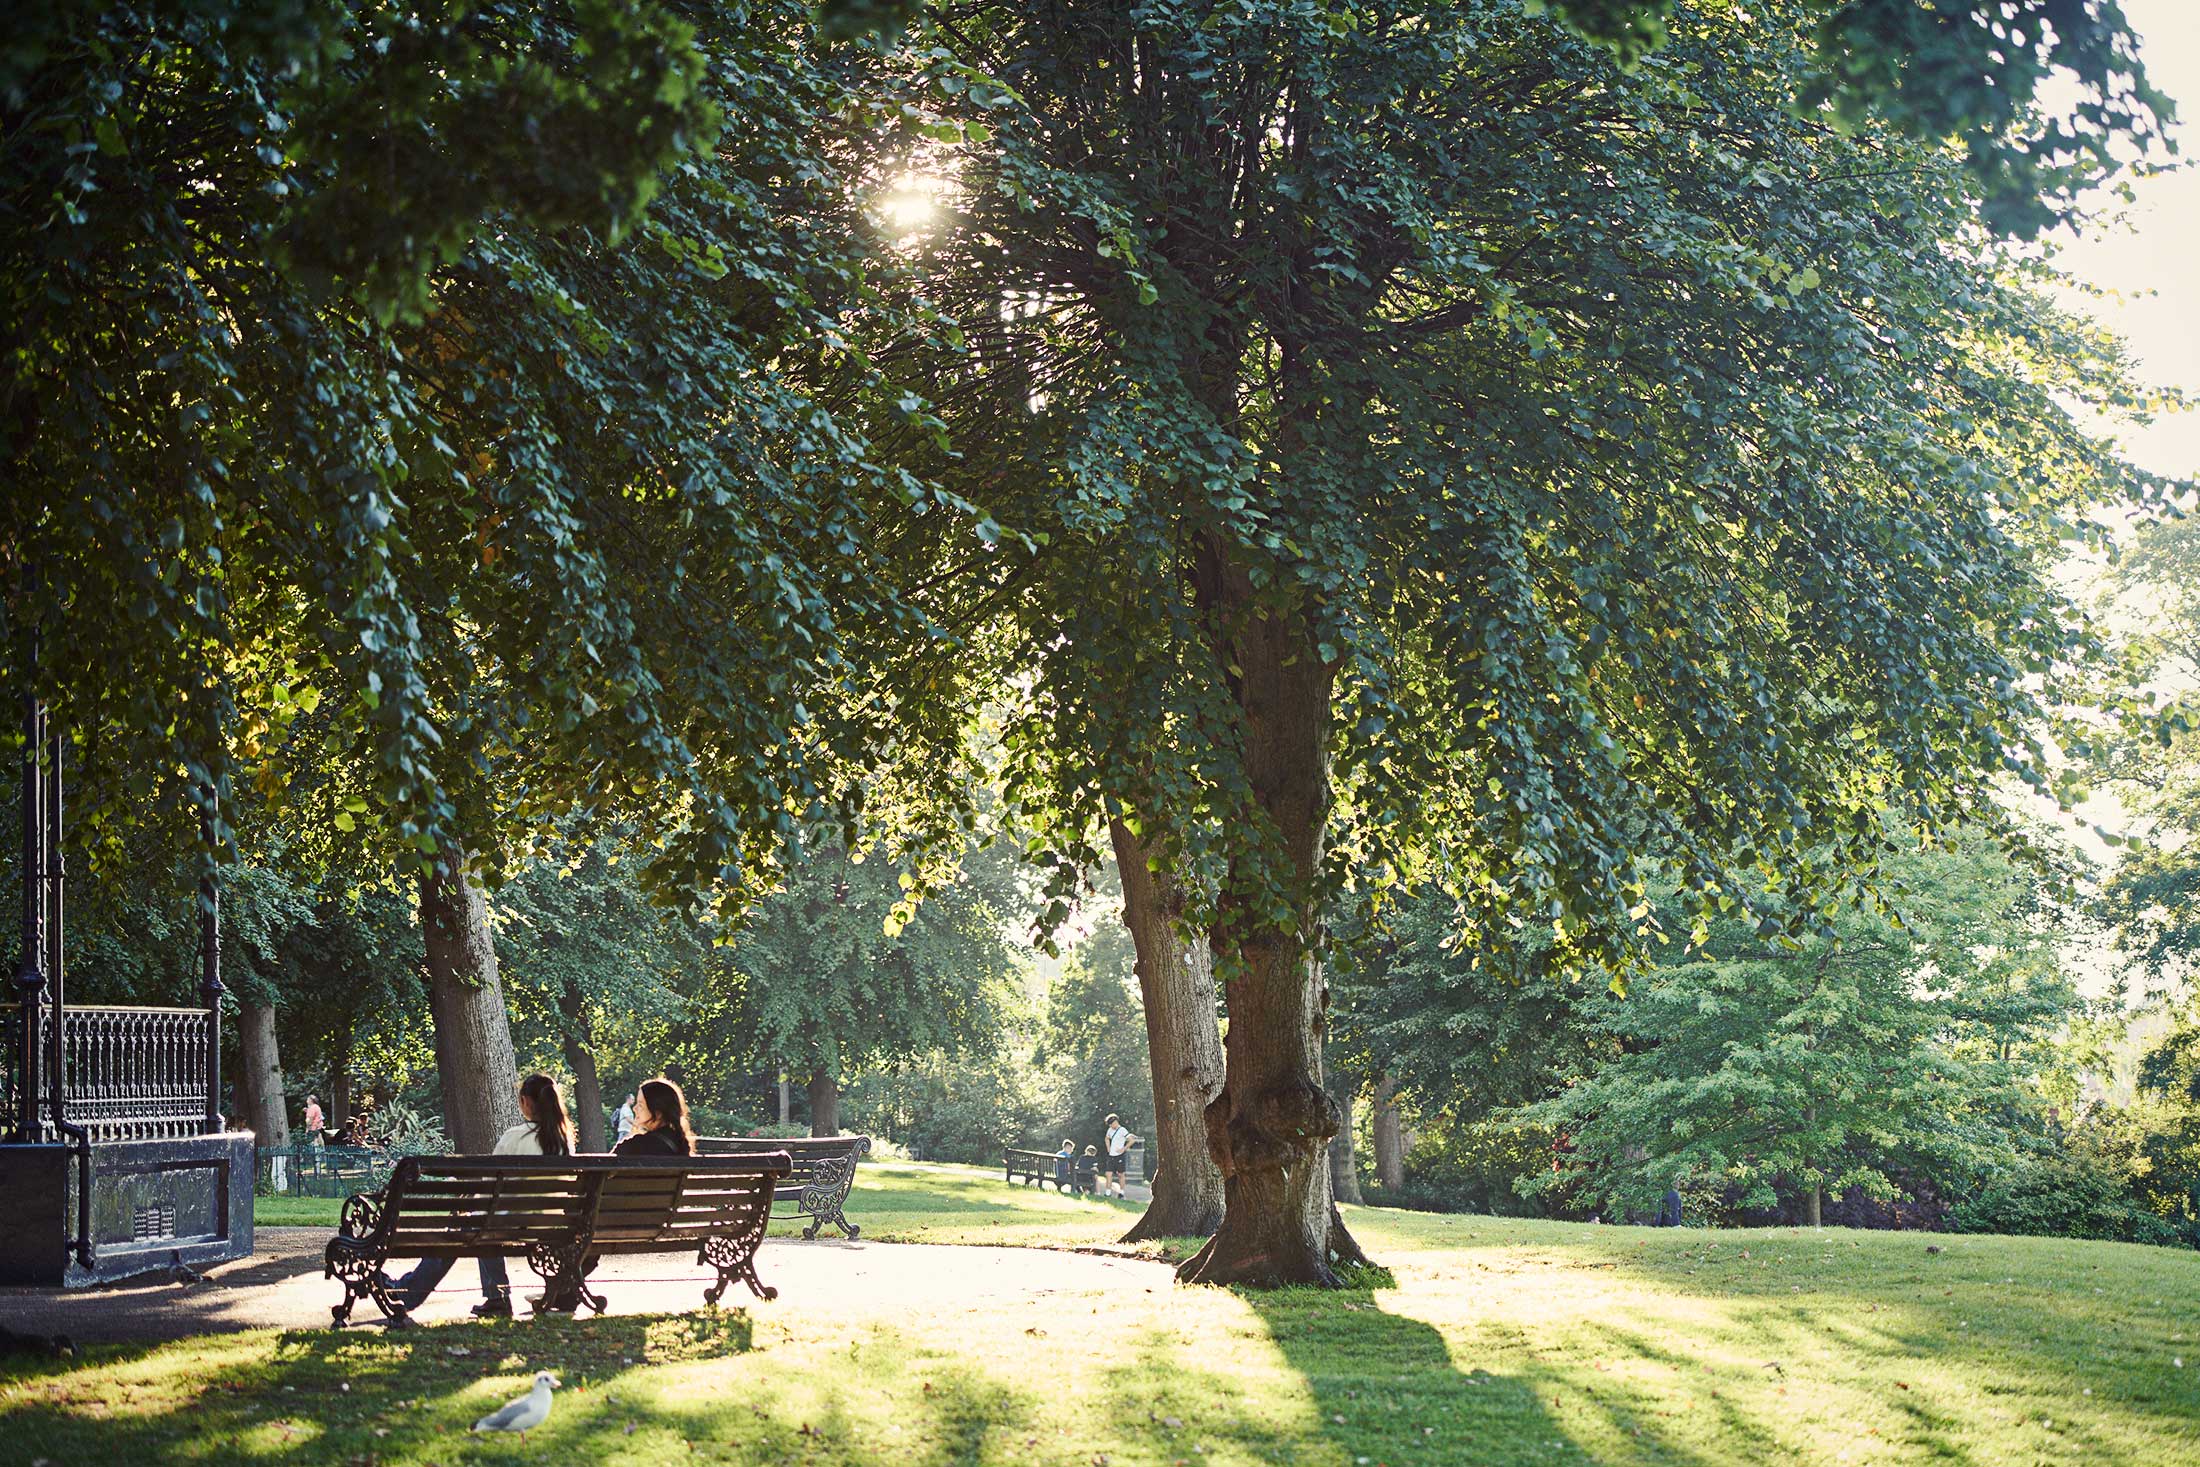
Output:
left=493, top=1122, right=543, bottom=1155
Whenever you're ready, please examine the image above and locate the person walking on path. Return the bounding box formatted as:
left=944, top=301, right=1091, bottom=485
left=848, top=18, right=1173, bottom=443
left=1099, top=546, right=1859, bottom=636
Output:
left=614, top=1077, right=695, bottom=1157
left=379, top=1073, right=576, bottom=1318
left=302, top=1094, right=324, bottom=1146
left=614, top=1089, right=640, bottom=1144
left=1102, top=1112, right=1138, bottom=1199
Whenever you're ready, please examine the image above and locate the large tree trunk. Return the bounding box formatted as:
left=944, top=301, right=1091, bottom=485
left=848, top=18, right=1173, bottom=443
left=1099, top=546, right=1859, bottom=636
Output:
left=778, top=1072, right=792, bottom=1126
left=1372, top=1073, right=1405, bottom=1192
left=1176, top=538, right=1348, bottom=1287
left=420, top=854, right=522, bottom=1153
left=1112, top=817, right=1227, bottom=1243
left=808, top=1070, right=839, bottom=1136
left=328, top=1032, right=352, bottom=1136
left=559, top=979, right=607, bottom=1153
left=237, top=1000, right=291, bottom=1149
left=1329, top=1078, right=1364, bottom=1206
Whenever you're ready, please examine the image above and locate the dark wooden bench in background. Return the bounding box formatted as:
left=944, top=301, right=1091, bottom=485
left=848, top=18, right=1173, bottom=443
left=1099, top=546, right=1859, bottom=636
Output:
left=697, top=1134, right=871, bottom=1239
left=323, top=1151, right=790, bottom=1324
left=1004, top=1147, right=1095, bottom=1193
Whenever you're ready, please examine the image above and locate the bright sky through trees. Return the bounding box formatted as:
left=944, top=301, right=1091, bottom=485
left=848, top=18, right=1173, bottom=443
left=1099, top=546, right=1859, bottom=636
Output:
left=2061, top=0, right=2199, bottom=481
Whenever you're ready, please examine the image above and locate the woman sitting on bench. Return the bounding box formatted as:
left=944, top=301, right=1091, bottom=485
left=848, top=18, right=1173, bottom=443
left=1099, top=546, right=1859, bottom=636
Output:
left=614, top=1076, right=695, bottom=1157
left=380, top=1073, right=575, bottom=1318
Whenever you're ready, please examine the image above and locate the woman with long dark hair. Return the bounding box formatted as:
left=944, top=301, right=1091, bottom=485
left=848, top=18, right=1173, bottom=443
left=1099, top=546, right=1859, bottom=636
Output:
left=613, top=1076, right=695, bottom=1156
left=381, top=1072, right=575, bottom=1317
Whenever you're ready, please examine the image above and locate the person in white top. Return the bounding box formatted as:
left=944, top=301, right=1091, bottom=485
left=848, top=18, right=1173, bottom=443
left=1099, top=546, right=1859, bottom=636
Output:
left=1102, top=1112, right=1138, bottom=1199
left=381, top=1073, right=576, bottom=1318
left=614, top=1089, right=639, bottom=1144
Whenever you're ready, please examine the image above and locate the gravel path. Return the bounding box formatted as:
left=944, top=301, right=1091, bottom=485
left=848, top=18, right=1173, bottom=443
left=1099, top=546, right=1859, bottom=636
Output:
left=0, top=1229, right=1174, bottom=1347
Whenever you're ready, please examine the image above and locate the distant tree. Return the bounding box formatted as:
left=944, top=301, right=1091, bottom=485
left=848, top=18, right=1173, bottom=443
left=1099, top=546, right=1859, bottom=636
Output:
left=1329, top=890, right=1600, bottom=1198
left=1037, top=914, right=1154, bottom=1151
left=2132, top=1017, right=2200, bottom=1234
left=494, top=839, right=702, bottom=1151
left=2095, top=513, right=2200, bottom=983
left=682, top=838, right=1024, bottom=1135
left=1523, top=837, right=2080, bottom=1224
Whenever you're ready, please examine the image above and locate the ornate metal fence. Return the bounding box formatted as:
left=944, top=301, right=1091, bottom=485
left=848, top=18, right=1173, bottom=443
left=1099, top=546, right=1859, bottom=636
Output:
left=256, top=1145, right=392, bottom=1198
left=2, top=1005, right=215, bottom=1142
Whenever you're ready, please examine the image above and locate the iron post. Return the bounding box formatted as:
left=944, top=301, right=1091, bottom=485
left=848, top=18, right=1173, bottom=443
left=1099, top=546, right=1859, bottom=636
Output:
left=200, top=791, right=223, bottom=1131
left=14, top=691, right=46, bottom=1142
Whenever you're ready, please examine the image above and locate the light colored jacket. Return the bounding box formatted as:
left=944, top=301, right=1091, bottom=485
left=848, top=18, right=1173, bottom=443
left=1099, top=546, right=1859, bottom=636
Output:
left=492, top=1123, right=547, bottom=1157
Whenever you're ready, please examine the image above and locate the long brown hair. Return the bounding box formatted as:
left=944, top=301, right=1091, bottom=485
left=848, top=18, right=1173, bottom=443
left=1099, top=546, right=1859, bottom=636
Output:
left=636, top=1076, right=695, bottom=1152
left=520, top=1073, right=575, bottom=1157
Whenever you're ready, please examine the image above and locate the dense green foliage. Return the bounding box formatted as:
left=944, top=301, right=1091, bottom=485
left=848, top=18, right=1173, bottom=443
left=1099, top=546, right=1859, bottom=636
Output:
left=1523, top=839, right=2076, bottom=1221
left=899, top=0, right=2162, bottom=988
left=1544, top=0, right=2171, bottom=235
left=3, top=0, right=982, bottom=909
left=678, top=838, right=1021, bottom=1099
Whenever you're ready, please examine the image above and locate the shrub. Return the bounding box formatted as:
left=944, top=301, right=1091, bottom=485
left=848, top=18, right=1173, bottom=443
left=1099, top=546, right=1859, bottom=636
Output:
left=1379, top=1115, right=1580, bottom=1218
left=1949, top=1150, right=2192, bottom=1249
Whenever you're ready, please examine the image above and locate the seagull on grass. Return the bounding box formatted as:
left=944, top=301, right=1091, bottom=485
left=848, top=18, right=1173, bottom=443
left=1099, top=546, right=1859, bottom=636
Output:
left=474, top=1371, right=558, bottom=1438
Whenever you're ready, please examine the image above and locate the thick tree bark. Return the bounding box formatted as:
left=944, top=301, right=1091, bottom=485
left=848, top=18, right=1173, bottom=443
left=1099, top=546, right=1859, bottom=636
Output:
left=1112, top=817, right=1227, bottom=1242
left=1329, top=1079, right=1364, bottom=1206
left=1808, top=1186, right=1823, bottom=1227
left=237, top=1000, right=291, bottom=1149
left=420, top=854, right=522, bottom=1153
left=328, top=1033, right=352, bottom=1135
left=808, top=1070, right=839, bottom=1136
left=559, top=979, right=607, bottom=1153
left=1372, top=1073, right=1405, bottom=1192
left=1176, top=538, right=1348, bottom=1287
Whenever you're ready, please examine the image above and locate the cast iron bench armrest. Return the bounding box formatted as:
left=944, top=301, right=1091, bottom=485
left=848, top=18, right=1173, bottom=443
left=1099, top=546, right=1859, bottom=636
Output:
left=695, top=1135, right=871, bottom=1240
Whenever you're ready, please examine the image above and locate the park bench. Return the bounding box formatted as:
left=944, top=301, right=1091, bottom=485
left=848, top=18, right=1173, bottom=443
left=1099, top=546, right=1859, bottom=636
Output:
left=322, top=1151, right=789, bottom=1325
left=1003, top=1147, right=1096, bottom=1193
left=696, top=1134, right=871, bottom=1239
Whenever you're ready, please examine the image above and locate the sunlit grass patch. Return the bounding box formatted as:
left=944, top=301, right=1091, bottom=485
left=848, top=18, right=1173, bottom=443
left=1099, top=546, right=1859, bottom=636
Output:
left=44, top=1163, right=2193, bottom=1465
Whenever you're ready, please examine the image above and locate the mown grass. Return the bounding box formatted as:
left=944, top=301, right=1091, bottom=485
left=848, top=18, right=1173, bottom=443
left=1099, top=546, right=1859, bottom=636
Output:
left=6, top=1161, right=2191, bottom=1465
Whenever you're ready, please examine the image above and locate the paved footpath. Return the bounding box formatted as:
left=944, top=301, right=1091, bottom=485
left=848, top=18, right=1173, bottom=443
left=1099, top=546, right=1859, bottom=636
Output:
left=0, top=1229, right=1175, bottom=1347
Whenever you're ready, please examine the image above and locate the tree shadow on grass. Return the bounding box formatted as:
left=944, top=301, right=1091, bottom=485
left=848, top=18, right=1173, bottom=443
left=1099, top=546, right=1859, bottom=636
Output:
left=1086, top=1280, right=1740, bottom=1467
left=1250, top=1284, right=1753, bottom=1467
left=3, top=1309, right=756, bottom=1464
left=0, top=1308, right=1049, bottom=1467
left=1375, top=1218, right=2200, bottom=1463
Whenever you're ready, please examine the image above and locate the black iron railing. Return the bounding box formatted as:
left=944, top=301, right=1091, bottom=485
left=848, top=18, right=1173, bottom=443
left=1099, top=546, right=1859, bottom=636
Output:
left=3, top=1005, right=217, bottom=1142
left=255, top=1145, right=394, bottom=1198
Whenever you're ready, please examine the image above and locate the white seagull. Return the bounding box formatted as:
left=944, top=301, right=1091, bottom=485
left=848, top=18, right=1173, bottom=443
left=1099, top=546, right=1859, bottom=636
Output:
left=473, top=1370, right=559, bottom=1437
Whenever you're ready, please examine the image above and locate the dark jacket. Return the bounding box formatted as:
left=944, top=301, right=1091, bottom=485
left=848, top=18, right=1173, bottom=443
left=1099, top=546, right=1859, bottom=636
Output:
left=614, top=1127, right=690, bottom=1157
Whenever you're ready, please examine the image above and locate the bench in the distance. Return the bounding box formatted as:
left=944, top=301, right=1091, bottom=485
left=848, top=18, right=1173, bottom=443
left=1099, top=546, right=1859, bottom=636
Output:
left=1004, top=1147, right=1095, bottom=1192
left=696, top=1134, right=870, bottom=1239
left=322, top=1151, right=790, bottom=1324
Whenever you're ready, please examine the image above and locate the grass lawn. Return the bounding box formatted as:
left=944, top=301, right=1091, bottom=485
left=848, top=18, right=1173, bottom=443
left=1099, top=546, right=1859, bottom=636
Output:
left=5, top=1162, right=2194, bottom=1466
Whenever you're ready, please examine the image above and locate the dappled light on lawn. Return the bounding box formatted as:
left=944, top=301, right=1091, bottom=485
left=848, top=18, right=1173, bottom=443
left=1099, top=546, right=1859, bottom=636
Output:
left=13, top=1168, right=2195, bottom=1465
